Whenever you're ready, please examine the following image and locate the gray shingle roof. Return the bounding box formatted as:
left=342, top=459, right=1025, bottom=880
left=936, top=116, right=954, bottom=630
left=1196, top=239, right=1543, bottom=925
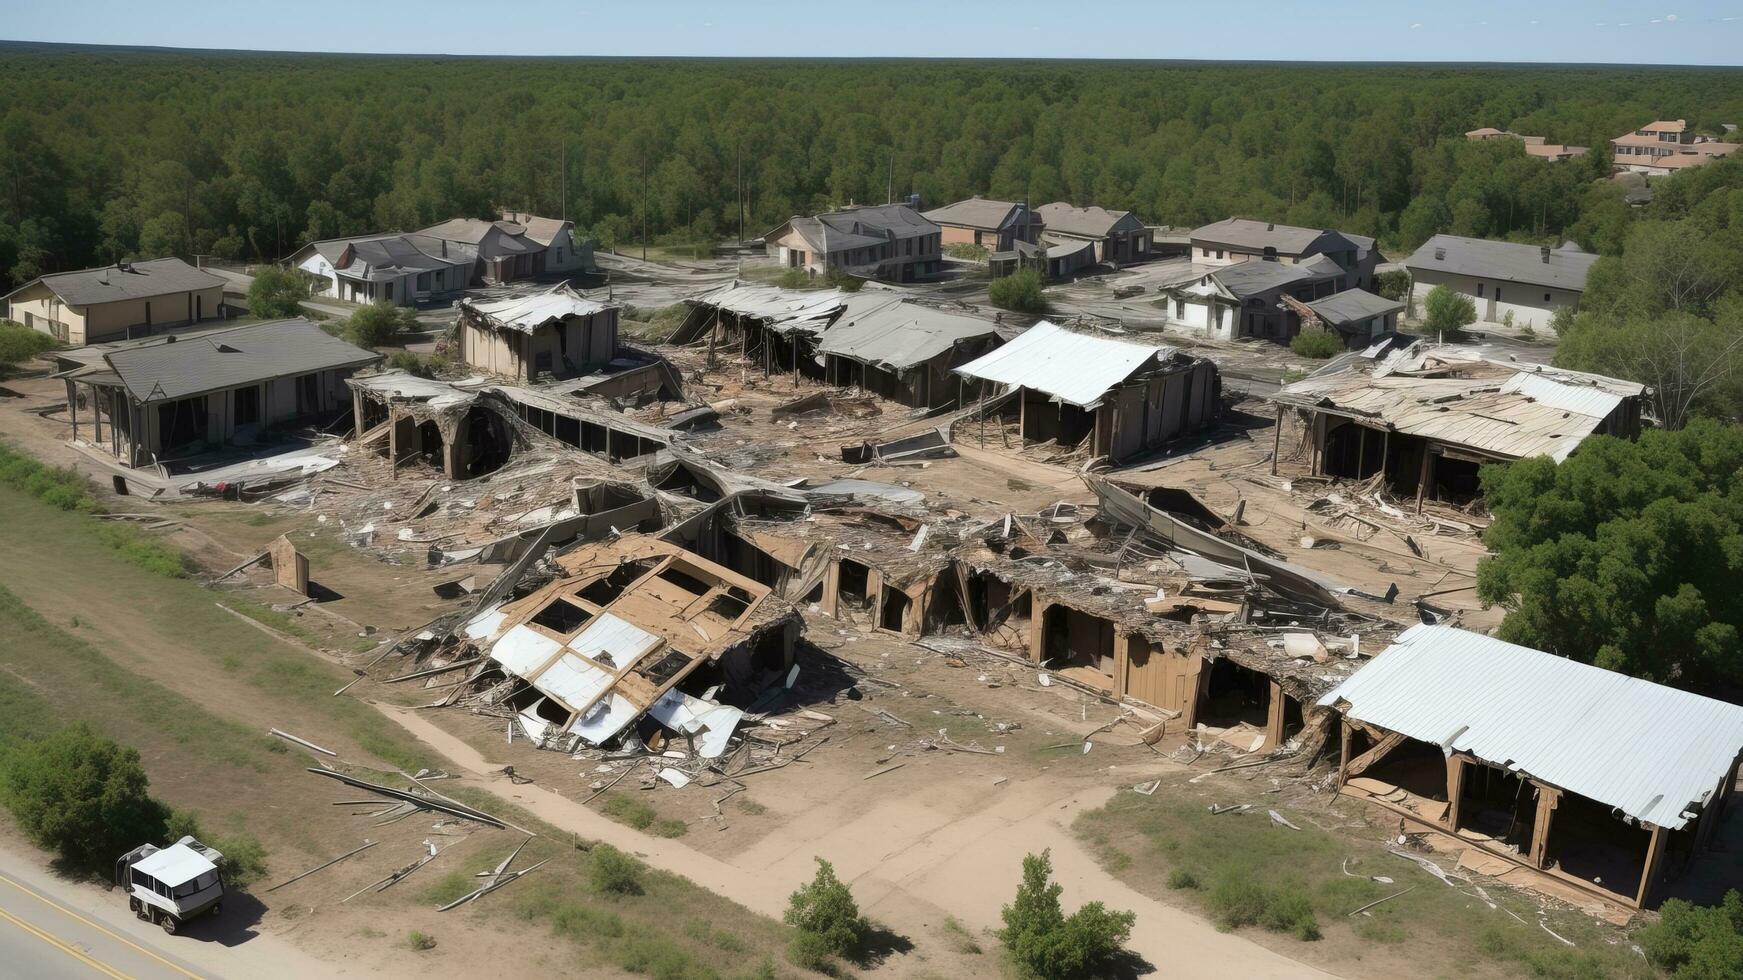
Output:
left=779, top=204, right=939, bottom=253
left=1405, top=235, right=1597, bottom=292
left=416, top=218, right=542, bottom=258
left=1306, top=288, right=1405, bottom=325
left=1035, top=203, right=1142, bottom=239
left=1190, top=218, right=1356, bottom=257
left=922, top=198, right=1030, bottom=231
left=101, top=319, right=380, bottom=403
left=1211, top=259, right=1335, bottom=299
left=9, top=258, right=225, bottom=308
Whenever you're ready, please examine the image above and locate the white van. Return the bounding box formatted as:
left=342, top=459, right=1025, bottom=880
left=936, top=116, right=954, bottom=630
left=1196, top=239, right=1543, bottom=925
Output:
left=114, top=837, right=225, bottom=934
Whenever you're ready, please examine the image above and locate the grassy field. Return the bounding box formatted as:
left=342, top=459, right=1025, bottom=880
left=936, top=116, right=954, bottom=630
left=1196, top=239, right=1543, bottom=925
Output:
left=1076, top=782, right=1653, bottom=980
left=0, top=478, right=803, bottom=977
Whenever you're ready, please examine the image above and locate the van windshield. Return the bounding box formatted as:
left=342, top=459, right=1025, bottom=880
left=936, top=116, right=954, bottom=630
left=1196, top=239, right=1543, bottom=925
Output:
left=172, top=870, right=220, bottom=898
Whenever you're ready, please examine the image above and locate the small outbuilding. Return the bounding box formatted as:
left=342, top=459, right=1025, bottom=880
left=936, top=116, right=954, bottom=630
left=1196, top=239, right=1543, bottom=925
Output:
left=455, top=282, right=620, bottom=381
left=954, top=321, right=1220, bottom=464
left=4, top=258, right=226, bottom=345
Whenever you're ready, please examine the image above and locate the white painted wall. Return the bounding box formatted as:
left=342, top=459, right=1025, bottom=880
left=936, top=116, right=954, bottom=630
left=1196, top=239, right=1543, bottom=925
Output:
left=1410, top=271, right=1580, bottom=331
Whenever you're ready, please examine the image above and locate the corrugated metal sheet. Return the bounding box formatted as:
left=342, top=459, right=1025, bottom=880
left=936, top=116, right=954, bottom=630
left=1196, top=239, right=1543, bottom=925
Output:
left=1319, top=625, right=1743, bottom=829
left=1499, top=371, right=1625, bottom=420
left=817, top=301, right=1001, bottom=369
left=953, top=321, right=1172, bottom=408
left=465, top=282, right=611, bottom=334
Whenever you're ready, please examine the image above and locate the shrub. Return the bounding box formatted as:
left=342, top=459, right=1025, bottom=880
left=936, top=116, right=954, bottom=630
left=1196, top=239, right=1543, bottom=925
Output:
left=944, top=242, right=989, bottom=261
left=823, top=266, right=864, bottom=292
left=0, top=442, right=95, bottom=512
left=1423, top=284, right=1477, bottom=337
left=0, top=725, right=171, bottom=874
left=784, top=858, right=866, bottom=958
left=1638, top=890, right=1743, bottom=978
left=590, top=843, right=643, bottom=895
left=0, top=321, right=57, bottom=375
left=247, top=267, right=309, bottom=319
left=999, top=849, right=1135, bottom=980
left=1289, top=328, right=1342, bottom=359
left=344, top=301, right=418, bottom=348
left=775, top=267, right=810, bottom=289
left=407, top=930, right=437, bottom=951
left=1207, top=874, right=1320, bottom=941
left=786, top=930, right=837, bottom=973
left=989, top=268, right=1048, bottom=314
left=1167, top=868, right=1200, bottom=890
left=600, top=794, right=657, bottom=830
left=1374, top=269, right=1412, bottom=302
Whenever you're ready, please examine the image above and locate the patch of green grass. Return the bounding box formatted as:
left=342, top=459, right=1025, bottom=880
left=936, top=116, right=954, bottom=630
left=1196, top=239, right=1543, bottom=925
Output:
left=418, top=870, right=476, bottom=907
left=598, top=794, right=686, bottom=837
left=735, top=798, right=767, bottom=816
left=407, top=930, right=437, bottom=951
left=940, top=915, right=982, bottom=955
left=1075, top=786, right=1649, bottom=977
left=684, top=919, right=748, bottom=954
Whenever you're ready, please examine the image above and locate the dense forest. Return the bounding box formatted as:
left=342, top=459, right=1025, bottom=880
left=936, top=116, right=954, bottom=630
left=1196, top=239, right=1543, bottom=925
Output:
left=3, top=43, right=1743, bottom=287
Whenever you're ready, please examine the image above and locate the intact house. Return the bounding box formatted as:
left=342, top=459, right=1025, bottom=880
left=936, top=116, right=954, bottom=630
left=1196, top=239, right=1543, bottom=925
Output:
left=1155, top=255, right=1347, bottom=344
left=1291, top=289, right=1406, bottom=350
left=455, top=282, right=620, bottom=382
left=4, top=258, right=226, bottom=346
left=1188, top=218, right=1378, bottom=290
left=1269, top=341, right=1646, bottom=509
left=1465, top=128, right=1591, bottom=162
left=764, top=204, right=942, bottom=283
left=1611, top=119, right=1739, bottom=175
left=954, top=320, right=1220, bottom=465
left=923, top=197, right=1042, bottom=253
left=1404, top=234, right=1595, bottom=331
left=498, top=210, right=594, bottom=275
left=287, top=234, right=471, bottom=307
left=459, top=534, right=801, bottom=754
left=1321, top=624, right=1743, bottom=910
left=416, top=217, right=548, bottom=284
left=1034, top=203, right=1152, bottom=265
left=54, top=319, right=379, bottom=470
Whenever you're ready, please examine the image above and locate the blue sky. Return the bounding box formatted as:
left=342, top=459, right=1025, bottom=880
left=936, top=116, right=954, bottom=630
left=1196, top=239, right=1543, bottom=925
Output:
left=7, top=0, right=1743, bottom=64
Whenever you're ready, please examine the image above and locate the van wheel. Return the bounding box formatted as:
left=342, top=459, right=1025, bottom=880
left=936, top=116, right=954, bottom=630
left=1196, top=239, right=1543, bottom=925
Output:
left=209, top=902, right=221, bottom=918
left=128, top=897, right=142, bottom=916
left=160, top=915, right=177, bottom=935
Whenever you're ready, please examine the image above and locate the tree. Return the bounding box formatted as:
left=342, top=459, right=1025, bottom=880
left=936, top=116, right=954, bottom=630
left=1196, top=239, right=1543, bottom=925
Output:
left=247, top=266, right=308, bottom=319
left=990, top=267, right=1048, bottom=314
left=998, top=850, right=1135, bottom=980
left=1476, top=421, right=1743, bottom=698
left=1374, top=269, right=1412, bottom=302
left=0, top=725, right=170, bottom=874
left=784, top=858, right=866, bottom=960
left=1638, top=890, right=1743, bottom=979
left=344, top=301, right=417, bottom=348
left=1289, top=327, right=1342, bottom=359
left=0, top=321, right=56, bottom=375
left=1555, top=310, right=1743, bottom=430
left=1422, top=284, right=1476, bottom=336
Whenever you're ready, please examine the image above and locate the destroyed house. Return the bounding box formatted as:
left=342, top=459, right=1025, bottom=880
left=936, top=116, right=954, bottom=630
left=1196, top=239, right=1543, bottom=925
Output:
left=954, top=321, right=1221, bottom=465
left=1157, top=256, right=1348, bottom=344
left=1294, top=289, right=1405, bottom=349
left=4, top=257, right=226, bottom=345
left=814, top=301, right=1005, bottom=409
left=669, top=283, right=891, bottom=385
left=764, top=204, right=942, bottom=283
left=1321, top=625, right=1743, bottom=909
left=1270, top=342, right=1646, bottom=508
left=1034, top=203, right=1152, bottom=265
left=58, top=319, right=379, bottom=470
left=416, top=217, right=547, bottom=284
left=288, top=233, right=472, bottom=306
left=455, top=282, right=620, bottom=382
left=462, top=535, right=800, bottom=755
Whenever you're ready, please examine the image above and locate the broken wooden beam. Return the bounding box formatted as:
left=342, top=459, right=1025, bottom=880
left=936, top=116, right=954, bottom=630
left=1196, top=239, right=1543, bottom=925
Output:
left=305, top=768, right=507, bottom=829
left=264, top=840, right=378, bottom=892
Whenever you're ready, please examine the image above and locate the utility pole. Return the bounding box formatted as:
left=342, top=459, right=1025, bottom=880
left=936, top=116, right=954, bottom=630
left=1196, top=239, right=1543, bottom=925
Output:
left=560, top=143, right=568, bottom=222
left=887, top=151, right=894, bottom=205
left=736, top=142, right=744, bottom=244
left=641, top=159, right=649, bottom=262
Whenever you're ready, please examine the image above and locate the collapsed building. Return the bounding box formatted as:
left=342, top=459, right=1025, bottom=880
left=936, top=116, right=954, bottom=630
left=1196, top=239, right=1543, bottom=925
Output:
left=460, top=535, right=801, bottom=755
left=1270, top=342, right=1647, bottom=507
left=1321, top=625, right=1743, bottom=909
left=454, top=282, right=620, bottom=382
left=954, top=321, right=1222, bottom=465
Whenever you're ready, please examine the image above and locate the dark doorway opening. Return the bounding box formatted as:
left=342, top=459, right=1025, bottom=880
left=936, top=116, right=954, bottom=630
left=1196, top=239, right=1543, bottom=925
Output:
left=879, top=587, right=911, bottom=633
left=1197, top=657, right=1270, bottom=729
left=1458, top=762, right=1537, bottom=851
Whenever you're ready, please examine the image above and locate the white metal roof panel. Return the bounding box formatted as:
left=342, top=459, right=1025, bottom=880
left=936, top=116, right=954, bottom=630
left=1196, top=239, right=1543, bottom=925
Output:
left=133, top=843, right=217, bottom=887
left=465, top=282, right=612, bottom=334
left=952, top=321, right=1170, bottom=408
left=1319, top=625, right=1743, bottom=829
left=1499, top=371, right=1625, bottom=420
left=817, top=301, right=1001, bottom=369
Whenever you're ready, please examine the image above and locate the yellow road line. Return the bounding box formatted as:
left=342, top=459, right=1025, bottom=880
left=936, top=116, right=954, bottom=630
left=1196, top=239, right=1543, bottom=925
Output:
left=0, top=873, right=205, bottom=980
left=0, top=905, right=134, bottom=980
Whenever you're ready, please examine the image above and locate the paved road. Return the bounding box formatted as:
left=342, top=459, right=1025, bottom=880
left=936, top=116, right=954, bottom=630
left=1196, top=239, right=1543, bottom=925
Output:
left=0, top=867, right=210, bottom=980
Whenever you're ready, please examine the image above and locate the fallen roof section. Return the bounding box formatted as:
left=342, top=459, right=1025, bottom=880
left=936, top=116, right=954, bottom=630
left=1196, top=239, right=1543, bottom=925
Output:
left=462, top=282, right=613, bottom=334
left=953, top=321, right=1175, bottom=408
left=1318, top=624, right=1743, bottom=830
left=816, top=300, right=1004, bottom=370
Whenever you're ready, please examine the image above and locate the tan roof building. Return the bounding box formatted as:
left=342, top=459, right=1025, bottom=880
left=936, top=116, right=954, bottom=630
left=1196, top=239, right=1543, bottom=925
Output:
left=4, top=258, right=226, bottom=346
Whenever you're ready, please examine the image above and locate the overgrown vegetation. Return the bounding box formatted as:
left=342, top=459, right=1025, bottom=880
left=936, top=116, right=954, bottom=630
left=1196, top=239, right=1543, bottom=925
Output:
left=0, top=320, right=56, bottom=376
left=1477, top=422, right=1743, bottom=697
left=599, top=793, right=687, bottom=837
left=0, top=725, right=170, bottom=874
left=246, top=266, right=310, bottom=319
left=1288, top=327, right=1342, bottom=359
left=1422, top=283, right=1477, bottom=338
left=784, top=858, right=868, bottom=971
left=386, top=350, right=452, bottom=378
left=1637, top=890, right=1743, bottom=978
left=989, top=267, right=1048, bottom=314
left=998, top=849, right=1135, bottom=980
left=590, top=843, right=644, bottom=895
left=0, top=441, right=191, bottom=575
left=344, top=300, right=418, bottom=348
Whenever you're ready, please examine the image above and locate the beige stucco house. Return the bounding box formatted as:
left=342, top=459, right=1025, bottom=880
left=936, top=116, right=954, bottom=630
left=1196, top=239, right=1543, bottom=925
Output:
left=4, top=258, right=226, bottom=346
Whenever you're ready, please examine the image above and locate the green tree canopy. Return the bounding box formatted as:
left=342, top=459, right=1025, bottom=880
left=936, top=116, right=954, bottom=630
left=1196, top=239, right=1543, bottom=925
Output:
left=344, top=301, right=417, bottom=348
left=1475, top=422, right=1743, bottom=697
left=1422, top=284, right=1476, bottom=336
left=990, top=267, right=1048, bottom=314
left=1, top=725, right=170, bottom=873
left=0, top=321, right=57, bottom=374
left=784, top=857, right=867, bottom=959
left=998, top=849, right=1135, bottom=980
left=247, top=266, right=308, bottom=319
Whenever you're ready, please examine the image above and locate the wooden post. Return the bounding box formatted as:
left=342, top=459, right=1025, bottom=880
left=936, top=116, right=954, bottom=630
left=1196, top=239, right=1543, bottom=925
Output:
left=1265, top=679, right=1286, bottom=750
left=1337, top=720, right=1353, bottom=786
left=1637, top=825, right=1667, bottom=908
left=1270, top=404, right=1283, bottom=475
left=1416, top=448, right=1433, bottom=514
left=793, top=336, right=800, bottom=389
left=1380, top=428, right=1391, bottom=484
left=1528, top=783, right=1560, bottom=868
left=66, top=380, right=78, bottom=442
left=1356, top=424, right=1367, bottom=478
left=1444, top=755, right=1467, bottom=832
